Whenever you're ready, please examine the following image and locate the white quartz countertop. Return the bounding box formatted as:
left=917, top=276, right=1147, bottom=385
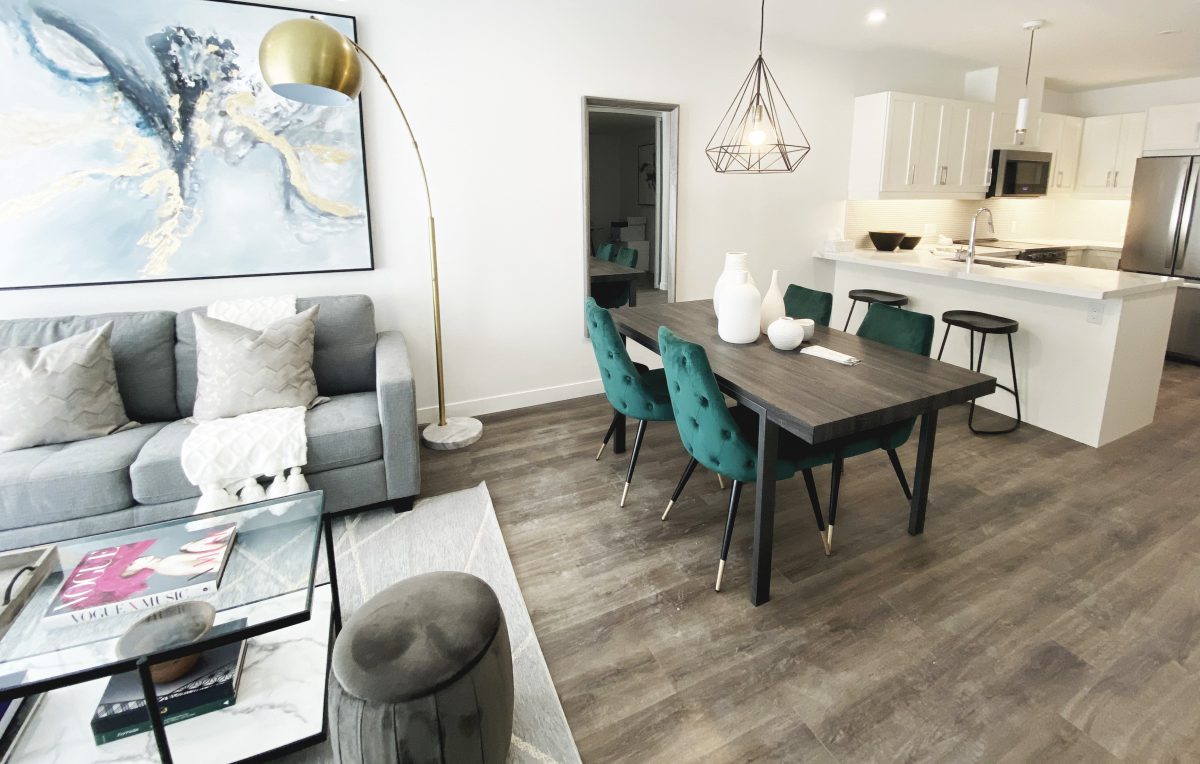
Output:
left=813, top=248, right=1180, bottom=299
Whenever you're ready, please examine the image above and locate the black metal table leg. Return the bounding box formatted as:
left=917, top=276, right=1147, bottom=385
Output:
left=323, top=513, right=343, bottom=635
left=750, top=412, right=779, bottom=606
left=908, top=410, right=939, bottom=535
left=612, top=412, right=627, bottom=454
left=138, top=657, right=173, bottom=764
left=627, top=277, right=637, bottom=307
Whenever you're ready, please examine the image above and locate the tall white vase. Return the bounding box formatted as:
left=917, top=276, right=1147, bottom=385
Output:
left=717, top=272, right=761, bottom=344
left=713, top=252, right=756, bottom=317
left=760, top=270, right=785, bottom=333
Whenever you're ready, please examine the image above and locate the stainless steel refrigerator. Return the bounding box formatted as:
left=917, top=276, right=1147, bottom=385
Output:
left=1122, top=156, right=1200, bottom=362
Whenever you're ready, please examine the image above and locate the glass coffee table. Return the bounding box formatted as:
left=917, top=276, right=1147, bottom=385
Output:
left=0, top=491, right=340, bottom=764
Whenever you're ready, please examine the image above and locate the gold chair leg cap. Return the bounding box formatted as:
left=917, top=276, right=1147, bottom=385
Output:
left=620, top=482, right=630, bottom=507
left=661, top=500, right=674, bottom=521
left=820, top=530, right=831, bottom=556
left=717, top=474, right=725, bottom=490
left=715, top=559, right=726, bottom=591
left=595, top=442, right=607, bottom=461
left=825, top=525, right=834, bottom=556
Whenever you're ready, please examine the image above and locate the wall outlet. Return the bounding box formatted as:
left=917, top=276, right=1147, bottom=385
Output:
left=1086, top=301, right=1103, bottom=325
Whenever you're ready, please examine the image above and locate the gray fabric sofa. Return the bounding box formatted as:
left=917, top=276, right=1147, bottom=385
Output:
left=0, top=295, right=419, bottom=549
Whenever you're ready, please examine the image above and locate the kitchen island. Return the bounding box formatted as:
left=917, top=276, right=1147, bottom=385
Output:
left=813, top=248, right=1181, bottom=447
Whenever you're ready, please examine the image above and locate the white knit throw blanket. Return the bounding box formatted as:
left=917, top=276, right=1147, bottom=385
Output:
left=182, top=296, right=311, bottom=514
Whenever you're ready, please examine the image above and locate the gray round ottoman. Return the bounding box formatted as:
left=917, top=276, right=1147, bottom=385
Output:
left=329, top=571, right=514, bottom=763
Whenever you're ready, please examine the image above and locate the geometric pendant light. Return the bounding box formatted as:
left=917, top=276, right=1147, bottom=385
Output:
left=705, top=0, right=811, bottom=173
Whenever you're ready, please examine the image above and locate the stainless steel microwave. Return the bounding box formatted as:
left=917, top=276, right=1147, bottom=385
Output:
left=988, top=149, right=1052, bottom=197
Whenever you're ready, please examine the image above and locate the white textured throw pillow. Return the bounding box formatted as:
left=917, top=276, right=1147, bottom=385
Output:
left=0, top=323, right=134, bottom=453
left=192, top=305, right=322, bottom=421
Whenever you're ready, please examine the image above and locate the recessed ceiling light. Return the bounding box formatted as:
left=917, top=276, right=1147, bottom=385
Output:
left=867, top=9, right=887, bottom=24
left=1159, top=28, right=1182, bottom=35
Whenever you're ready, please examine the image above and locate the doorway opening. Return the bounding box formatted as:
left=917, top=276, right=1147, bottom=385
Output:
left=582, top=98, right=679, bottom=312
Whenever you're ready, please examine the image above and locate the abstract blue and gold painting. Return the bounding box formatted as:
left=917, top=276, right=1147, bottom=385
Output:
left=0, top=0, right=372, bottom=289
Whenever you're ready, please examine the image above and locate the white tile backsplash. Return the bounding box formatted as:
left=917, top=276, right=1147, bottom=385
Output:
left=844, top=198, right=1130, bottom=248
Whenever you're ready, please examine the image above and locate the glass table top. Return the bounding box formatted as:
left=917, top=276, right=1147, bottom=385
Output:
left=0, top=491, right=325, bottom=695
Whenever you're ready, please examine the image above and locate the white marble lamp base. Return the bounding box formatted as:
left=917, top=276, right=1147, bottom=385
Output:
left=421, top=417, right=483, bottom=450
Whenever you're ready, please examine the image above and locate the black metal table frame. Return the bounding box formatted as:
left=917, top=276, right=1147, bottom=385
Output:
left=0, top=514, right=344, bottom=764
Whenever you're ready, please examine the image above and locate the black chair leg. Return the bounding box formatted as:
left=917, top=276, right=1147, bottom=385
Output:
left=801, top=469, right=829, bottom=555
left=620, top=419, right=648, bottom=507
left=886, top=449, right=913, bottom=501
left=968, top=334, right=1021, bottom=435
left=662, top=457, right=699, bottom=521
left=825, top=457, right=844, bottom=555
left=936, top=324, right=951, bottom=360
left=715, top=480, right=743, bottom=591
left=843, top=300, right=857, bottom=332
left=595, top=410, right=620, bottom=460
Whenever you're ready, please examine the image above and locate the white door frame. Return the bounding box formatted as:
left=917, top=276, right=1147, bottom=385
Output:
left=581, top=97, right=680, bottom=323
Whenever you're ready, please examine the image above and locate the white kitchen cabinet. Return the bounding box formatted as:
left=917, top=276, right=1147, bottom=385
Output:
left=1083, top=249, right=1121, bottom=270
left=1143, top=103, right=1200, bottom=154
left=1076, top=113, right=1146, bottom=197
left=1037, top=112, right=1083, bottom=195
left=848, top=92, right=989, bottom=200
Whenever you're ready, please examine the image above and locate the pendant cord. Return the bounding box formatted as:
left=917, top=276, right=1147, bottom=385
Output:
left=1024, top=26, right=1036, bottom=87
left=758, top=0, right=765, bottom=54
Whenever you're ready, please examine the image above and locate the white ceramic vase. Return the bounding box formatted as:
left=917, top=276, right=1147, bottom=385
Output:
left=717, top=272, right=761, bottom=344
left=760, top=270, right=785, bottom=333
left=766, top=317, right=815, bottom=351
left=713, top=252, right=756, bottom=317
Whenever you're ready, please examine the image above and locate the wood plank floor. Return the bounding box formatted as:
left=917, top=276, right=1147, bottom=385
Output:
left=421, top=361, right=1200, bottom=762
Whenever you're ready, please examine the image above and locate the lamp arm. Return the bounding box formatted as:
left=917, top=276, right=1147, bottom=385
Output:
left=349, top=40, right=448, bottom=427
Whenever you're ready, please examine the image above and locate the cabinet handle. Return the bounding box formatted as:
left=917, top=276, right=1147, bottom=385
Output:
left=985, top=167, right=992, bottom=185
left=940, top=165, right=948, bottom=185
left=1057, top=170, right=1063, bottom=188
left=1106, top=170, right=1113, bottom=187
left=1113, top=170, right=1119, bottom=187
left=909, top=165, right=915, bottom=185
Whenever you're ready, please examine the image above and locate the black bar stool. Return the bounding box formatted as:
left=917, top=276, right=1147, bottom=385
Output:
left=843, top=289, right=908, bottom=331
left=936, top=310, right=1021, bottom=435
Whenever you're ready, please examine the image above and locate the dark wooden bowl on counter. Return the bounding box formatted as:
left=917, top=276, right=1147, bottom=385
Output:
left=868, top=231, right=906, bottom=251
left=899, top=235, right=922, bottom=250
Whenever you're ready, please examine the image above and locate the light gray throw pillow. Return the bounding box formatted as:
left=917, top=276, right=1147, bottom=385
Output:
left=192, top=305, right=321, bottom=421
left=0, top=322, right=134, bottom=453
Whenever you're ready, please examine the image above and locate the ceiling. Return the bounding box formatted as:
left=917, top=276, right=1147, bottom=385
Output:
left=729, top=0, right=1200, bottom=91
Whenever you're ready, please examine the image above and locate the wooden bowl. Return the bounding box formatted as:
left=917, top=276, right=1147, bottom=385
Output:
left=116, top=601, right=216, bottom=682
left=868, top=231, right=906, bottom=251
left=899, top=235, right=922, bottom=250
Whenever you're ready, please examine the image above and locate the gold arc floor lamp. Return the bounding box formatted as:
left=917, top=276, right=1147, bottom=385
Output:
left=259, top=17, right=482, bottom=450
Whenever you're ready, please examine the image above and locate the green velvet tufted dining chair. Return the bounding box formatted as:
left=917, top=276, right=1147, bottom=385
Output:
left=817, top=302, right=936, bottom=553
left=595, top=242, right=618, bottom=261
left=614, top=247, right=638, bottom=268
left=585, top=298, right=675, bottom=507
left=783, top=284, right=834, bottom=327
left=657, top=326, right=835, bottom=590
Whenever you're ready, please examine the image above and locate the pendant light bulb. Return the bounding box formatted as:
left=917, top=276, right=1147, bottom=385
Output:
left=747, top=104, right=768, bottom=145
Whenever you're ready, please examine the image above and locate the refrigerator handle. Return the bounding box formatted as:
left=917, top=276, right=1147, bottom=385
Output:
left=1178, top=162, right=1199, bottom=272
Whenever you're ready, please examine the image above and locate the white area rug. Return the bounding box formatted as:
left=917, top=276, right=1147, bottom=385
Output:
left=285, top=482, right=580, bottom=764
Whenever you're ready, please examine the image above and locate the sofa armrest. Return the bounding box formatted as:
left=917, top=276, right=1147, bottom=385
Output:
left=376, top=330, right=420, bottom=500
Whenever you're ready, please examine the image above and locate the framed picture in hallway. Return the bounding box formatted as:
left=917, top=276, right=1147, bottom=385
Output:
left=0, top=0, right=374, bottom=290
left=637, top=142, right=656, bottom=206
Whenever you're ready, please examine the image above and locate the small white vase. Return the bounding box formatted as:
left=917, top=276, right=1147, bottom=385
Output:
left=713, top=252, right=756, bottom=317
left=760, top=270, right=785, bottom=334
left=718, top=272, right=761, bottom=344
left=766, top=317, right=815, bottom=350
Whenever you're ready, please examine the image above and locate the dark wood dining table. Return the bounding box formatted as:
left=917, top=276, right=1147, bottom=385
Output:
left=611, top=299, right=996, bottom=605
left=590, top=259, right=642, bottom=306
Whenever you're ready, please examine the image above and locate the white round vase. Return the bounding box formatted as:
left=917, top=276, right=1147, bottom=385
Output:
left=713, top=252, right=756, bottom=317
left=766, top=317, right=815, bottom=351
left=760, top=269, right=785, bottom=333
left=717, top=272, right=762, bottom=344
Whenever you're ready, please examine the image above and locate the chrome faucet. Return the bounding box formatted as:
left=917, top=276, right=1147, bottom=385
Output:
left=965, top=206, right=995, bottom=273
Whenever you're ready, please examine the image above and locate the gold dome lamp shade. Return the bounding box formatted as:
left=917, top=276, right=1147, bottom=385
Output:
left=259, top=17, right=363, bottom=107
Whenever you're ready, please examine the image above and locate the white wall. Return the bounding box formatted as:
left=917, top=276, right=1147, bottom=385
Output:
left=1044, top=77, right=1200, bottom=117
left=0, top=0, right=979, bottom=421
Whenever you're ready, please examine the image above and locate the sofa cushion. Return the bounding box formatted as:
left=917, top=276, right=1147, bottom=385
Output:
left=175, top=296, right=377, bottom=418
left=0, top=311, right=178, bottom=423
left=0, top=423, right=167, bottom=529
left=131, top=392, right=384, bottom=505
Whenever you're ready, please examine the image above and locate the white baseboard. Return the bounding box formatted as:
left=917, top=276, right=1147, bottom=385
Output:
left=416, top=378, right=604, bottom=424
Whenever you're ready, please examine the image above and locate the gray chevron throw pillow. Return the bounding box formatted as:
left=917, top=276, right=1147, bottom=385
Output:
left=192, top=305, right=321, bottom=421
left=0, top=322, right=135, bottom=453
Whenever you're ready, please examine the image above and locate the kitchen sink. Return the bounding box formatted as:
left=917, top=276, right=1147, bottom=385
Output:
left=975, top=259, right=1038, bottom=269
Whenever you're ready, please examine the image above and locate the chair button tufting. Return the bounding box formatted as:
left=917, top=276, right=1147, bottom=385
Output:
left=623, top=375, right=633, bottom=384
left=745, top=460, right=753, bottom=469
left=720, top=429, right=731, bottom=440
left=690, top=417, right=699, bottom=429
left=673, top=383, right=681, bottom=392
left=698, top=396, right=709, bottom=408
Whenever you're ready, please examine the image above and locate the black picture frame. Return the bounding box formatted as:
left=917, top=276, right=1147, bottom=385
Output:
left=0, top=0, right=375, bottom=292
left=637, top=142, right=656, bottom=206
